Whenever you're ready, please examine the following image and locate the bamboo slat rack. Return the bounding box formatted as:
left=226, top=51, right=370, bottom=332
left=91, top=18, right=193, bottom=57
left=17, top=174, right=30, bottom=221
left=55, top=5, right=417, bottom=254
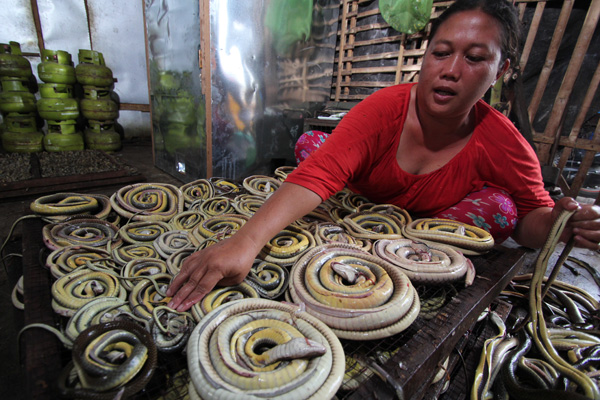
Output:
left=330, top=0, right=600, bottom=202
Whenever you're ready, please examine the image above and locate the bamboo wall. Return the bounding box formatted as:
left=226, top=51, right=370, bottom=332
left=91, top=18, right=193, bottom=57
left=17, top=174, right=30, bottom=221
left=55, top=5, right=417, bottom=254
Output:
left=330, top=0, right=600, bottom=202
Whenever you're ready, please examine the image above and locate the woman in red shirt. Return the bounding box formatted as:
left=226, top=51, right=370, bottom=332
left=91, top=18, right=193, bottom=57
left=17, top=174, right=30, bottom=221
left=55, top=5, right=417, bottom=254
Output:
left=167, top=0, right=600, bottom=312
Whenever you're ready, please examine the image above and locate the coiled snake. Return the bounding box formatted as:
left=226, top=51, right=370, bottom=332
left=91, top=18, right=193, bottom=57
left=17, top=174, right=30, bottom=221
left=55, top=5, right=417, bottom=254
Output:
left=186, top=298, right=344, bottom=399
left=58, top=320, right=157, bottom=399
left=402, top=218, right=494, bottom=255
left=110, top=183, right=184, bottom=222
left=288, top=243, right=420, bottom=340
left=373, top=238, right=475, bottom=286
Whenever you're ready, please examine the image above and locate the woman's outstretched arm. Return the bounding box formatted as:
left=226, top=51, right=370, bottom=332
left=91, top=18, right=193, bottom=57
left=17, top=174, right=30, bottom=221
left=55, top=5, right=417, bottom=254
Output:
left=166, top=182, right=323, bottom=311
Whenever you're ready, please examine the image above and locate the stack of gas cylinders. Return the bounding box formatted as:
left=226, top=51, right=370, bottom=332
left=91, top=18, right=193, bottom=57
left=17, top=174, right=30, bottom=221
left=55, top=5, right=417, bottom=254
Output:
left=0, top=41, right=43, bottom=152
left=37, top=49, right=83, bottom=151
left=76, top=49, right=120, bottom=152
left=0, top=41, right=121, bottom=153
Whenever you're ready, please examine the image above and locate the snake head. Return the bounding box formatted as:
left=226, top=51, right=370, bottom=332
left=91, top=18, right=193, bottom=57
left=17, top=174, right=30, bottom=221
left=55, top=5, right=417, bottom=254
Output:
left=330, top=262, right=369, bottom=284
left=371, top=224, right=384, bottom=233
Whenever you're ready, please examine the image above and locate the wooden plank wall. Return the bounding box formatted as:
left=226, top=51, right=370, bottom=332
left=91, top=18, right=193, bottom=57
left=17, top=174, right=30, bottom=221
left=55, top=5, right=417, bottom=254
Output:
left=331, top=0, right=600, bottom=202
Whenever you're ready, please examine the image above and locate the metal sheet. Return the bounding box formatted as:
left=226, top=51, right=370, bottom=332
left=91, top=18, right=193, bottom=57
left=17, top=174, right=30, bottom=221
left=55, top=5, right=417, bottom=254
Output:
left=87, top=0, right=148, bottom=104
left=37, top=0, right=90, bottom=56
left=209, top=0, right=339, bottom=179
left=0, top=0, right=38, bottom=53
left=146, top=0, right=339, bottom=181
left=145, top=0, right=205, bottom=182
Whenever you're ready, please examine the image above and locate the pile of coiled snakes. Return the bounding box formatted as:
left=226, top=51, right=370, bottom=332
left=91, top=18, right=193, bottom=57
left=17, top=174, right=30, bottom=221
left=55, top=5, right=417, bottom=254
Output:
left=8, top=168, right=516, bottom=399
left=470, top=209, right=600, bottom=400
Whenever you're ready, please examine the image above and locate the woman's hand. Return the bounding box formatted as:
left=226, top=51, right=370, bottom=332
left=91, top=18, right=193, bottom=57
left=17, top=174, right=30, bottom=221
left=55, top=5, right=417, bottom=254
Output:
left=166, top=233, right=260, bottom=312
left=554, top=197, right=600, bottom=250
left=165, top=182, right=324, bottom=312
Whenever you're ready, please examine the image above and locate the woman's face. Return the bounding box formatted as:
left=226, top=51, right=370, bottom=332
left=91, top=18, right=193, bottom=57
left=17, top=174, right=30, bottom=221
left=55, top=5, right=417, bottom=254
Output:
left=417, top=9, right=508, bottom=120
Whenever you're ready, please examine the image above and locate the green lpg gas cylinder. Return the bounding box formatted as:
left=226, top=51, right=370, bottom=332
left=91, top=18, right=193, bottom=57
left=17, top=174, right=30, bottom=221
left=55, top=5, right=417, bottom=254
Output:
left=47, top=120, right=77, bottom=135
left=43, top=131, right=84, bottom=152
left=37, top=96, right=79, bottom=121
left=38, top=49, right=76, bottom=84
left=76, top=50, right=114, bottom=87
left=84, top=120, right=121, bottom=152
left=2, top=131, right=44, bottom=152
left=0, top=42, right=32, bottom=78
left=80, top=87, right=118, bottom=120
left=39, top=83, right=75, bottom=98
left=0, top=79, right=36, bottom=113
left=1, top=114, right=42, bottom=152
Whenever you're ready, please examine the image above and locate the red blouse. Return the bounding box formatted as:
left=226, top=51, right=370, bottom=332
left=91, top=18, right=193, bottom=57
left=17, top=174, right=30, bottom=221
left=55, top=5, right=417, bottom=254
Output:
left=286, top=83, right=554, bottom=220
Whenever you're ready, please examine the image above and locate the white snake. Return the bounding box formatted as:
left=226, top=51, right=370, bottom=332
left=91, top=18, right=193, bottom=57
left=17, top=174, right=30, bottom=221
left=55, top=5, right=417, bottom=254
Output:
left=186, top=298, right=344, bottom=400
left=402, top=218, right=494, bottom=255
left=288, top=243, right=420, bottom=340
left=373, top=238, right=475, bottom=286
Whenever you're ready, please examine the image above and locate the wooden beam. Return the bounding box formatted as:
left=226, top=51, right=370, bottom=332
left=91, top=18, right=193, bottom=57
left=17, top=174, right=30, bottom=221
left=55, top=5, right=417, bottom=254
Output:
left=200, top=0, right=213, bottom=178
left=119, top=103, right=150, bottom=112
left=141, top=0, right=156, bottom=165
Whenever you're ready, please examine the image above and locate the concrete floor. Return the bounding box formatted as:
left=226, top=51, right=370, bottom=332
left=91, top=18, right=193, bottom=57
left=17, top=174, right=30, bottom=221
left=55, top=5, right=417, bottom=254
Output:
left=0, top=137, right=598, bottom=399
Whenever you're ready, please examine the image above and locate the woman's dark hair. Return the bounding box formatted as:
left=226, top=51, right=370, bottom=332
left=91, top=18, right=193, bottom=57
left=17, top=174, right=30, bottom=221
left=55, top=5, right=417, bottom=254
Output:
left=429, top=0, right=521, bottom=67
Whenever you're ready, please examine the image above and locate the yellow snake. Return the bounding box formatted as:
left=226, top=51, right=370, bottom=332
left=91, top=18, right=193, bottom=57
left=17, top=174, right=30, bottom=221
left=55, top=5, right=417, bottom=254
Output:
left=165, top=247, right=195, bottom=276
left=45, top=245, right=117, bottom=279
left=244, top=259, right=289, bottom=299
left=190, top=282, right=260, bottom=322
left=118, top=220, right=172, bottom=244
left=186, top=299, right=344, bottom=399
left=402, top=218, right=495, bottom=255
left=192, top=196, right=236, bottom=217
left=51, top=267, right=127, bottom=317
left=169, top=210, right=205, bottom=231
left=192, top=213, right=249, bottom=241
left=357, top=203, right=412, bottom=226
left=292, top=205, right=334, bottom=230
left=336, top=190, right=373, bottom=213
left=258, top=224, right=316, bottom=266
left=373, top=238, right=475, bottom=286
left=274, top=165, right=296, bottom=181
left=180, top=178, right=214, bottom=208
left=43, top=217, right=122, bottom=250
left=150, top=306, right=195, bottom=353
left=288, top=243, right=420, bottom=340
left=112, top=243, right=160, bottom=266
left=242, top=175, right=281, bottom=197
left=341, top=210, right=405, bottom=240
left=232, top=194, right=266, bottom=217
left=110, top=183, right=184, bottom=222
left=153, top=230, right=199, bottom=259
left=65, top=296, right=132, bottom=343
left=310, top=222, right=364, bottom=248
left=121, top=258, right=169, bottom=291
left=527, top=209, right=600, bottom=399
left=129, top=273, right=173, bottom=321
left=30, top=192, right=111, bottom=222
left=209, top=177, right=242, bottom=196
